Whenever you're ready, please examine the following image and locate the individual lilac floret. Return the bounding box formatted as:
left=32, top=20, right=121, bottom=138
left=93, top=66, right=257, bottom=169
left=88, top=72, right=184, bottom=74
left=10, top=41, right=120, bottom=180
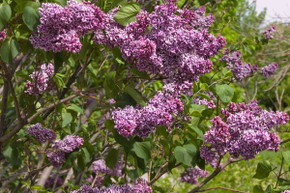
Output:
left=263, top=26, right=276, bottom=40
left=220, top=49, right=258, bottom=80
left=95, top=2, right=225, bottom=83
left=112, top=85, right=184, bottom=138
left=25, top=63, right=54, bottom=95
left=201, top=100, right=289, bottom=167
left=52, top=135, right=84, bottom=153
left=261, top=62, right=278, bottom=78
left=180, top=166, right=208, bottom=184
left=0, top=29, right=6, bottom=41
left=30, top=0, right=105, bottom=53
left=45, top=176, right=63, bottom=188
left=27, top=123, right=56, bottom=143
left=47, top=151, right=66, bottom=167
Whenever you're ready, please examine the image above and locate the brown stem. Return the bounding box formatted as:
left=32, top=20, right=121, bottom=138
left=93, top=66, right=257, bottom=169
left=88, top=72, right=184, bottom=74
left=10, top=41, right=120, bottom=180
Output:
left=0, top=93, right=80, bottom=143
left=281, top=138, right=290, bottom=145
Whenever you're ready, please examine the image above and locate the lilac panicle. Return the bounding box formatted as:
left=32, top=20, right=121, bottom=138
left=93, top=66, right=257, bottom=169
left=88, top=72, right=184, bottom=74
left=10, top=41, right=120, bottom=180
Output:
left=220, top=49, right=258, bottom=80
left=48, top=135, right=84, bottom=166
left=47, top=151, right=65, bottom=167
left=94, top=2, right=225, bottom=83
left=261, top=62, right=278, bottom=78
left=200, top=100, right=289, bottom=167
left=52, top=135, right=84, bottom=153
left=25, top=63, right=55, bottom=95
left=263, top=26, right=276, bottom=40
left=30, top=0, right=105, bottom=53
left=180, top=166, right=208, bottom=184
left=27, top=123, right=56, bottom=143
left=0, top=29, right=6, bottom=41
left=112, top=85, right=184, bottom=138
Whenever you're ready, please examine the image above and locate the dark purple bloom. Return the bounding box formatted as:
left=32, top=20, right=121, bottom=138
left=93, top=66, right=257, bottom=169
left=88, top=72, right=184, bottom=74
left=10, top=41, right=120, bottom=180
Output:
left=263, top=26, right=276, bottom=40
left=180, top=166, right=208, bottom=184
left=27, top=123, right=56, bottom=143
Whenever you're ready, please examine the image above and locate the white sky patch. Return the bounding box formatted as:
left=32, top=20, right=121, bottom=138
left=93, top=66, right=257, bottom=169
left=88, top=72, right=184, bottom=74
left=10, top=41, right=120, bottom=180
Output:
left=250, top=0, right=290, bottom=24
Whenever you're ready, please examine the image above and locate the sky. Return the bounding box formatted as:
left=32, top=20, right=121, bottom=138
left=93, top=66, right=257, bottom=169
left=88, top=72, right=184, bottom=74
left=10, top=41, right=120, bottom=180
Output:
left=252, top=0, right=290, bottom=24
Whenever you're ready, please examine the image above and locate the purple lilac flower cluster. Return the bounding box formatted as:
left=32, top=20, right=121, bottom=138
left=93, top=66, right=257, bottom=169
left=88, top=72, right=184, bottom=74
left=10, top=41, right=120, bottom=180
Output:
left=263, top=26, right=276, bottom=40
left=220, top=49, right=258, bottom=80
left=0, top=29, right=6, bottom=41
left=27, top=123, right=56, bottom=143
left=180, top=166, right=208, bottom=184
left=71, top=178, right=152, bottom=193
left=44, top=176, right=63, bottom=188
left=200, top=100, right=289, bottom=167
left=30, top=0, right=105, bottom=53
left=25, top=63, right=54, bottom=95
left=48, top=135, right=84, bottom=167
left=112, top=85, right=184, bottom=138
left=95, top=1, right=226, bottom=83
left=92, top=157, right=122, bottom=177
left=261, top=62, right=278, bottom=78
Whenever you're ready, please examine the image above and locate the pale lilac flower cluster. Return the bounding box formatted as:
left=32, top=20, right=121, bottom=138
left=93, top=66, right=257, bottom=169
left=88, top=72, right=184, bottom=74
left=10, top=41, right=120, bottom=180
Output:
left=282, top=191, right=290, bottom=193
left=180, top=166, right=208, bottom=184
left=193, top=98, right=216, bottom=108
left=30, top=0, right=105, bottom=53
left=261, top=62, right=278, bottom=78
left=48, top=135, right=84, bottom=167
left=95, top=1, right=226, bottom=83
left=112, top=86, right=184, bottom=138
left=201, top=100, right=289, bottom=167
left=71, top=178, right=152, bottom=193
left=25, top=63, right=54, bottom=95
left=87, top=175, right=104, bottom=187
left=220, top=49, right=258, bottom=80
left=263, top=26, right=276, bottom=40
left=27, top=123, right=56, bottom=143
left=0, top=29, right=6, bottom=41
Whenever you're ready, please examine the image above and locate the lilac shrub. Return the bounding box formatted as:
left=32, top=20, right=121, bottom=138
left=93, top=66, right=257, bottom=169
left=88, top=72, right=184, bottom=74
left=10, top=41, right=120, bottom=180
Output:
left=25, top=63, right=55, bottom=95
left=200, top=100, right=289, bottom=167
left=30, top=0, right=105, bottom=53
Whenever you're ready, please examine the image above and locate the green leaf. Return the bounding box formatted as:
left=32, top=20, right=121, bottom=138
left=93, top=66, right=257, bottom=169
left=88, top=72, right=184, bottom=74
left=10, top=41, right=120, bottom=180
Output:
left=114, top=3, right=141, bottom=26
left=190, top=125, right=204, bottom=140
left=177, top=0, right=186, bottom=8
left=174, top=144, right=197, bottom=166
left=132, top=141, right=151, bottom=161
left=264, top=185, right=271, bottom=193
left=22, top=6, right=40, bottom=31
left=282, top=151, right=290, bottom=165
left=215, top=84, right=234, bottom=103
left=62, top=112, right=73, bottom=127
left=105, top=149, right=120, bottom=169
left=1, top=39, right=20, bottom=64
left=53, top=73, right=66, bottom=89
left=0, top=4, right=11, bottom=30
left=253, top=161, right=272, bottom=179
left=104, top=0, right=127, bottom=12
left=253, top=185, right=264, bottom=193
left=67, top=104, right=84, bottom=114
left=125, top=86, right=146, bottom=106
